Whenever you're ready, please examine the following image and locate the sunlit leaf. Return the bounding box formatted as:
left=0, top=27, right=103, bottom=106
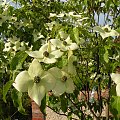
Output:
left=104, top=49, right=109, bottom=63
left=3, top=80, right=14, bottom=103
left=11, top=89, right=26, bottom=115
left=40, top=95, right=46, bottom=115
left=10, top=51, right=28, bottom=70
left=73, top=27, right=80, bottom=45
left=110, top=96, right=120, bottom=117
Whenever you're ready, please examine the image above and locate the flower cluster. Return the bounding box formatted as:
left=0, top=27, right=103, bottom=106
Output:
left=13, top=33, right=79, bottom=106
left=13, top=59, right=56, bottom=106
left=93, top=25, right=119, bottom=39
left=3, top=36, right=29, bottom=52
left=49, top=12, right=89, bottom=27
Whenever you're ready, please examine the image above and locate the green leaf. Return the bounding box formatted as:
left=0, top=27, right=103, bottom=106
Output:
left=11, top=88, right=26, bottom=115
left=110, top=86, right=117, bottom=96
left=106, top=0, right=111, bottom=11
left=60, top=94, right=68, bottom=113
left=10, top=51, right=28, bottom=70
left=73, top=27, right=80, bottom=45
left=59, top=30, right=68, bottom=39
left=104, top=46, right=109, bottom=63
left=116, top=28, right=120, bottom=33
left=110, top=96, right=120, bottom=117
left=40, top=95, right=46, bottom=115
left=67, top=112, right=72, bottom=120
left=3, top=80, right=14, bottom=103
left=104, top=50, right=109, bottom=63
left=84, top=0, right=87, bottom=5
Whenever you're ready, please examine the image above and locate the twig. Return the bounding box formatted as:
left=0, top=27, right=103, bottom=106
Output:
left=66, top=93, right=99, bottom=119
left=10, top=110, right=18, bottom=118
left=46, top=105, right=79, bottom=120
left=79, top=90, right=102, bottom=119
left=65, top=94, right=86, bottom=119
left=76, top=78, right=99, bottom=118
left=85, top=57, right=99, bottom=119
left=87, top=104, right=99, bottom=119
left=105, top=73, right=112, bottom=119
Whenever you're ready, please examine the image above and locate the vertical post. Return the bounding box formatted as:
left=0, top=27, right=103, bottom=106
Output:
left=31, top=100, right=45, bottom=120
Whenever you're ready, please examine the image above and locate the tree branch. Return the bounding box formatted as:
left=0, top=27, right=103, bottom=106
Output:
left=46, top=105, right=79, bottom=120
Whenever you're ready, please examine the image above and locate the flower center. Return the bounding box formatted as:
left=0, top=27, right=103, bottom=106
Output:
left=34, top=76, right=41, bottom=83
left=43, top=51, right=49, bottom=57
left=104, top=28, right=109, bottom=32
left=63, top=41, right=67, bottom=46
left=37, top=34, right=40, bottom=37
left=61, top=76, right=67, bottom=82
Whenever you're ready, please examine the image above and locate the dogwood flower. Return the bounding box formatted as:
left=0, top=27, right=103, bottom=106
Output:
left=48, top=67, right=75, bottom=96
left=13, top=59, right=56, bottom=106
left=49, top=13, right=57, bottom=17
left=68, top=12, right=82, bottom=18
left=93, top=25, right=119, bottom=39
left=0, top=0, right=6, bottom=6
left=50, top=36, right=79, bottom=51
left=12, top=41, right=21, bottom=51
left=26, top=41, right=63, bottom=64
left=32, top=31, right=44, bottom=42
left=111, top=73, right=120, bottom=96
left=3, top=36, right=28, bottom=52
left=3, top=42, right=12, bottom=52
left=0, top=14, right=9, bottom=26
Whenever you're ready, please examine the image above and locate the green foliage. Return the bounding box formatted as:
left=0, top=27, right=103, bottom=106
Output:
left=110, top=96, right=120, bottom=118
left=3, top=80, right=14, bottom=103
left=0, top=0, right=120, bottom=119
left=11, top=89, right=26, bottom=114
left=60, top=94, right=68, bottom=113
left=10, top=51, right=28, bottom=70
left=73, top=27, right=80, bottom=45
left=40, top=95, right=46, bottom=115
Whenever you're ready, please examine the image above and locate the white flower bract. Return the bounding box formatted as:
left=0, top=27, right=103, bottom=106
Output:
left=13, top=59, right=56, bottom=106
left=48, top=67, right=75, bottom=96
left=26, top=42, right=63, bottom=64
left=50, top=36, right=79, bottom=51
left=93, top=25, right=119, bottom=39
left=111, top=73, right=120, bottom=96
